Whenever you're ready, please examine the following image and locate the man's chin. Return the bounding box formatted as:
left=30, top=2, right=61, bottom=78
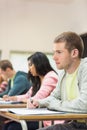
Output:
left=57, top=66, right=63, bottom=70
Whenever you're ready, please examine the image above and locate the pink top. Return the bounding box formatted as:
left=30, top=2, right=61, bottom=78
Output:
left=16, top=71, right=64, bottom=126
left=16, top=71, right=58, bottom=101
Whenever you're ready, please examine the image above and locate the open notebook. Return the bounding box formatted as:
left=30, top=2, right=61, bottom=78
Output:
left=7, top=108, right=65, bottom=115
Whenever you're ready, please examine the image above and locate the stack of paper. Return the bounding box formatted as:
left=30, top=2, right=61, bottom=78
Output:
left=0, top=100, right=13, bottom=104
left=0, top=100, right=23, bottom=104
left=8, top=108, right=65, bottom=115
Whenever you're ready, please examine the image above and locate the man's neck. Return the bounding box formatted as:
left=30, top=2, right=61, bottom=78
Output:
left=66, top=59, right=81, bottom=74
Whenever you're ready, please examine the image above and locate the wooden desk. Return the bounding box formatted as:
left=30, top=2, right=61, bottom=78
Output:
left=0, top=110, right=87, bottom=130
left=0, top=103, right=26, bottom=130
left=0, top=103, right=26, bottom=108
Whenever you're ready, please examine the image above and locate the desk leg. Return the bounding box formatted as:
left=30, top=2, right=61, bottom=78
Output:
left=19, top=120, right=28, bottom=130
left=51, top=120, right=54, bottom=125
left=39, top=121, right=43, bottom=128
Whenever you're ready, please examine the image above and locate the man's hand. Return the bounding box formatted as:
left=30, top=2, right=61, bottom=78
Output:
left=3, top=95, right=17, bottom=101
left=3, top=95, right=10, bottom=101
left=27, top=98, right=39, bottom=108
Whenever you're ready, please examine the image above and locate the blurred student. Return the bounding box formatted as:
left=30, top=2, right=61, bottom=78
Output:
left=0, top=60, right=31, bottom=97
left=0, top=74, right=8, bottom=93
left=2, top=52, right=60, bottom=130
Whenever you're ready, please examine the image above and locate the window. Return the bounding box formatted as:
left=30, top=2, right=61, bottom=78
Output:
left=10, top=51, right=32, bottom=72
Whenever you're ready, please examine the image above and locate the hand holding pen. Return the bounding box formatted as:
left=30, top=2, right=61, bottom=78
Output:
left=27, top=98, right=39, bottom=108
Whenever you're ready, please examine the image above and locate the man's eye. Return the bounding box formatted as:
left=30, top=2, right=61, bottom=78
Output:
left=56, top=51, right=62, bottom=54
left=58, top=51, right=62, bottom=54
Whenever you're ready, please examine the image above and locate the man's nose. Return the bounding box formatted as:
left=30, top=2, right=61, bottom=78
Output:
left=53, top=53, right=57, bottom=60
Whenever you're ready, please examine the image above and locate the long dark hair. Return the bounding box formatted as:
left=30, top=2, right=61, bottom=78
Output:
left=27, top=52, right=55, bottom=96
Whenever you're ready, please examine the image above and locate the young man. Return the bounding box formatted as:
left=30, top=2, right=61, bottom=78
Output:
left=0, top=60, right=31, bottom=97
left=29, top=32, right=87, bottom=130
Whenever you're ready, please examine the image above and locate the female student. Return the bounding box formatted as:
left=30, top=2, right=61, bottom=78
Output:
left=2, top=52, right=60, bottom=130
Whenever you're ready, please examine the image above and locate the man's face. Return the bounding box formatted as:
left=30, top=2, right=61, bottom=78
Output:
left=53, top=42, right=73, bottom=71
left=0, top=68, right=9, bottom=80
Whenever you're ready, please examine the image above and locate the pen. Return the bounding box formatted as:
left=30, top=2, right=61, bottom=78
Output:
left=30, top=98, right=39, bottom=108
left=30, top=98, right=33, bottom=103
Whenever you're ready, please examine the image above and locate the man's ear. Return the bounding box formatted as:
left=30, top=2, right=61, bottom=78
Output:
left=71, top=49, right=79, bottom=58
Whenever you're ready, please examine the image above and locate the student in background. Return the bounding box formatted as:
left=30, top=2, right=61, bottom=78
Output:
left=0, top=74, right=8, bottom=94
left=2, top=52, right=61, bottom=130
left=0, top=60, right=31, bottom=97
left=32, top=32, right=87, bottom=130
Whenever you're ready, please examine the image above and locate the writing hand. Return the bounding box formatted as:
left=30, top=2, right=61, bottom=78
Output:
left=27, top=98, right=39, bottom=108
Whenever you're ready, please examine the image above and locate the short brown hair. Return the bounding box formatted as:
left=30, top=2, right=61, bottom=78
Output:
left=54, top=32, right=84, bottom=58
left=0, top=60, right=13, bottom=71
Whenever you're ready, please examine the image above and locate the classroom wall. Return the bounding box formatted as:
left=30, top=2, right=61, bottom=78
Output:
left=0, top=0, right=87, bottom=59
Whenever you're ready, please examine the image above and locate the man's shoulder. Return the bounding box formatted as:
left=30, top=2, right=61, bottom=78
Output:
left=16, top=71, right=27, bottom=76
left=78, top=58, right=87, bottom=77
left=79, top=58, right=87, bottom=69
left=81, top=57, right=87, bottom=63
left=15, top=71, right=28, bottom=79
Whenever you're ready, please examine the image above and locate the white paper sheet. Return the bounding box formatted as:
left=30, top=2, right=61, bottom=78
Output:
left=0, top=100, right=23, bottom=104
left=8, top=108, right=65, bottom=115
left=0, top=100, right=13, bottom=104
